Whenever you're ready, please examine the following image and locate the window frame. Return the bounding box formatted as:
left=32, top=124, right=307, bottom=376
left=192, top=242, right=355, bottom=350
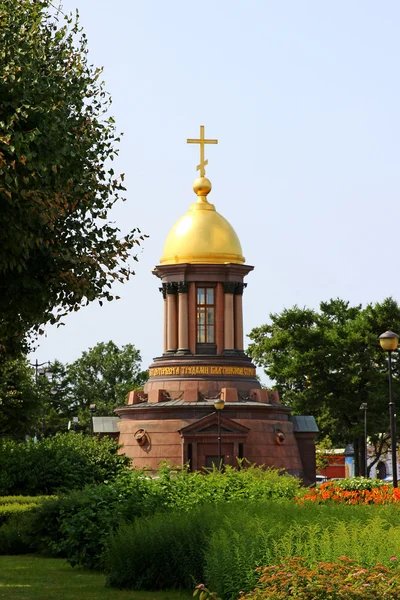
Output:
left=196, top=285, right=216, bottom=345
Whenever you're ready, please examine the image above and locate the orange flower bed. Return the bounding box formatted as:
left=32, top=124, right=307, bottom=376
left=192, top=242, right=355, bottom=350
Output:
left=240, top=556, right=400, bottom=599
left=296, top=481, right=400, bottom=505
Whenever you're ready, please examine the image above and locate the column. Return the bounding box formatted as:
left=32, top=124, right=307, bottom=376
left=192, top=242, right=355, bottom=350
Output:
left=166, top=283, right=178, bottom=352
left=188, top=282, right=196, bottom=354
left=177, top=282, right=189, bottom=353
left=159, top=284, right=167, bottom=354
left=234, top=283, right=246, bottom=352
left=223, top=282, right=236, bottom=353
left=216, top=282, right=224, bottom=355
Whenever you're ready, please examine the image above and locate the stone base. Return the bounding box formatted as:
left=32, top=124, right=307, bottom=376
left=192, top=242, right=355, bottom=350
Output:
left=116, top=402, right=316, bottom=484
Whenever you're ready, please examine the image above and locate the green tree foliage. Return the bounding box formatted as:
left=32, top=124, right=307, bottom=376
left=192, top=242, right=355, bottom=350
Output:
left=247, top=298, right=400, bottom=468
left=0, top=355, right=42, bottom=438
left=34, top=359, right=74, bottom=436
left=63, top=341, right=148, bottom=429
left=0, top=342, right=147, bottom=439
left=0, top=1, right=146, bottom=355
left=315, top=435, right=333, bottom=473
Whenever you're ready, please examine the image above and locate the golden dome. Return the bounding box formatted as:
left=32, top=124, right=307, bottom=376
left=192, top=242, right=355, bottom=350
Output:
left=160, top=177, right=245, bottom=265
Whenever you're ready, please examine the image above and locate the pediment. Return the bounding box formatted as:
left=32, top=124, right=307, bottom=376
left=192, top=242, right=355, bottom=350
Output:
left=178, top=413, right=250, bottom=437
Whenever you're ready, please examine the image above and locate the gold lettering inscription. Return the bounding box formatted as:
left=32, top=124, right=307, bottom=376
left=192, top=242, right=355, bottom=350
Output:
left=149, top=365, right=256, bottom=378
left=180, top=366, right=210, bottom=375
left=210, top=366, right=223, bottom=375
left=149, top=367, right=180, bottom=377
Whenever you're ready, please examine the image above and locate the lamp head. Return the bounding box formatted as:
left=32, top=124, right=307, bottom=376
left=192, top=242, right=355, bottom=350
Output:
left=214, top=398, right=225, bottom=411
left=379, top=331, right=399, bottom=352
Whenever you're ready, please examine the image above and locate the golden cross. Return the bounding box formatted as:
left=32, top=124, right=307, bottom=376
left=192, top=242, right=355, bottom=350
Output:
left=187, top=125, right=218, bottom=177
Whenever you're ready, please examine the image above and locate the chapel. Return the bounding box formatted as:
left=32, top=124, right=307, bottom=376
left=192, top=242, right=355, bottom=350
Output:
left=116, top=126, right=317, bottom=484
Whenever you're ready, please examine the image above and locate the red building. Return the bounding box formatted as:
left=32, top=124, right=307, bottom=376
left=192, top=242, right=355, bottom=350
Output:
left=318, top=449, right=346, bottom=479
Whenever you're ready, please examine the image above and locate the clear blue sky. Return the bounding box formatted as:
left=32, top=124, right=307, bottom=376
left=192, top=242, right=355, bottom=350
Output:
left=31, top=1, right=400, bottom=382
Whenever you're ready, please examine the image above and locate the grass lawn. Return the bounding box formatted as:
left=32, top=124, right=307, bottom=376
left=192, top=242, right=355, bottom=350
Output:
left=0, top=555, right=192, bottom=600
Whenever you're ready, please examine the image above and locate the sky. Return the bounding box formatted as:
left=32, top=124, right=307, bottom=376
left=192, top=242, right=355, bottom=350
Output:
left=30, top=1, right=400, bottom=383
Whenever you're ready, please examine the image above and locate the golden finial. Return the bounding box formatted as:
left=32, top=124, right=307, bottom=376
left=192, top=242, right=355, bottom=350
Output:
left=187, top=125, right=218, bottom=178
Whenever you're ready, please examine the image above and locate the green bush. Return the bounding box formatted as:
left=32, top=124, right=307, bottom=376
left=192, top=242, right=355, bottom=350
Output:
left=107, top=501, right=383, bottom=593
left=0, top=495, right=51, bottom=505
left=121, top=462, right=301, bottom=517
left=0, top=495, right=53, bottom=526
left=25, top=469, right=163, bottom=568
left=0, top=513, right=35, bottom=555
left=326, top=476, right=387, bottom=491
left=204, top=503, right=400, bottom=600
left=22, top=464, right=300, bottom=569
left=0, top=433, right=130, bottom=495
left=27, top=487, right=123, bottom=566
left=105, top=506, right=221, bottom=590
left=266, top=516, right=400, bottom=566
left=0, top=502, right=38, bottom=525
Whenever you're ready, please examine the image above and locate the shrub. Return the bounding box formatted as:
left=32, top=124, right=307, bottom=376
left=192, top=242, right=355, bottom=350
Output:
left=241, top=556, right=400, bottom=600
left=333, top=477, right=387, bottom=491
left=105, top=505, right=222, bottom=590
left=0, top=433, right=130, bottom=495
left=266, top=516, right=400, bottom=567
left=25, top=469, right=165, bottom=568
left=204, top=502, right=400, bottom=599
left=27, top=486, right=125, bottom=567
left=106, top=501, right=397, bottom=594
left=22, top=464, right=300, bottom=569
left=0, top=495, right=51, bottom=525
left=0, top=502, right=38, bottom=525
left=121, top=462, right=301, bottom=518
left=0, top=513, right=35, bottom=555
left=0, top=495, right=50, bottom=505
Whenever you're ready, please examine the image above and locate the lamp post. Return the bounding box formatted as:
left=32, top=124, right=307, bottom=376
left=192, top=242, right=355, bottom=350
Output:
left=29, top=359, right=52, bottom=382
left=89, top=404, right=96, bottom=437
left=379, top=330, right=399, bottom=488
left=359, top=403, right=368, bottom=477
left=214, top=398, right=225, bottom=470
left=29, top=360, right=52, bottom=437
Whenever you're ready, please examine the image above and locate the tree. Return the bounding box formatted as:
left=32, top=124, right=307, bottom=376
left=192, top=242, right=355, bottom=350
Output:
left=0, top=1, right=146, bottom=356
left=315, top=436, right=332, bottom=474
left=0, top=342, right=147, bottom=439
left=247, top=298, right=400, bottom=476
left=63, top=341, right=148, bottom=430
left=34, top=359, right=74, bottom=437
left=0, top=355, right=42, bottom=438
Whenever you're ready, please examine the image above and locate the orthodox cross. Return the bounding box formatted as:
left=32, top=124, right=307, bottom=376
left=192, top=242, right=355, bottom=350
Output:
left=187, top=125, right=218, bottom=177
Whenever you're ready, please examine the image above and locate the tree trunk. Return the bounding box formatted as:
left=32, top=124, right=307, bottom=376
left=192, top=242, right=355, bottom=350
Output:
left=359, top=434, right=365, bottom=477
left=367, top=433, right=390, bottom=477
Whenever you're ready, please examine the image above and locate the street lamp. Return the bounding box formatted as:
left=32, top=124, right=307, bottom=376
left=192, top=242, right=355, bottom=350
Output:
left=214, top=398, right=225, bottom=470
left=359, top=403, right=368, bottom=477
left=89, top=404, right=97, bottom=437
left=379, top=330, right=399, bottom=488
left=29, top=359, right=52, bottom=382
left=29, top=360, right=52, bottom=438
